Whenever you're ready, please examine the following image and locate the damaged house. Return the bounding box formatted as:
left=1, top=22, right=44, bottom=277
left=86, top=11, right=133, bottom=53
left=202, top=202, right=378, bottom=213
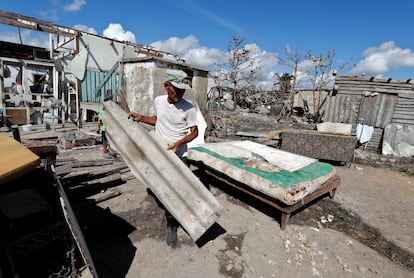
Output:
left=321, top=75, right=414, bottom=157
left=0, top=10, right=210, bottom=130
left=0, top=11, right=211, bottom=277
left=1, top=9, right=413, bottom=278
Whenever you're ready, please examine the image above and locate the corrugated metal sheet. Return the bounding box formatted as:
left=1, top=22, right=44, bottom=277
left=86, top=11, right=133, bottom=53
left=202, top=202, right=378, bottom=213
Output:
left=357, top=93, right=397, bottom=128
left=80, top=69, right=118, bottom=103
left=101, top=101, right=222, bottom=241
left=393, top=96, right=414, bottom=125
left=321, top=95, right=359, bottom=123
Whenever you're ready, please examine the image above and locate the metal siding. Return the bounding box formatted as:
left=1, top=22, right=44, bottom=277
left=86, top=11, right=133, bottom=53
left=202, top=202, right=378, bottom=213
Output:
left=325, top=76, right=414, bottom=152
left=322, top=95, right=358, bottom=124
left=392, top=97, right=414, bottom=125
left=80, top=70, right=118, bottom=103
left=358, top=94, right=397, bottom=128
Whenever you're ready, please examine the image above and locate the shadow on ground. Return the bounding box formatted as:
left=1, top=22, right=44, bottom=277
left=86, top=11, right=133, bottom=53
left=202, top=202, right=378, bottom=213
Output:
left=75, top=205, right=137, bottom=278
left=198, top=171, right=414, bottom=273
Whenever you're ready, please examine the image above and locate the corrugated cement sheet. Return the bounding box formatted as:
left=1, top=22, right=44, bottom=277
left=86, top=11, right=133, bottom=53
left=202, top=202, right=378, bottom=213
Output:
left=101, top=101, right=222, bottom=241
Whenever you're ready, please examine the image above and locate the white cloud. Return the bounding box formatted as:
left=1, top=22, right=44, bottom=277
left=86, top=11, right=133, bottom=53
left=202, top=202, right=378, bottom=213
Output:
left=245, top=43, right=279, bottom=90
left=102, top=23, right=136, bottom=43
left=351, top=41, right=414, bottom=77
left=151, top=35, right=226, bottom=69
left=73, top=24, right=97, bottom=35
left=182, top=48, right=225, bottom=69
left=151, top=35, right=200, bottom=57
left=64, top=0, right=87, bottom=12
left=0, top=30, right=49, bottom=48
left=0, top=31, right=19, bottom=44
left=39, top=9, right=59, bottom=21
left=27, top=33, right=50, bottom=48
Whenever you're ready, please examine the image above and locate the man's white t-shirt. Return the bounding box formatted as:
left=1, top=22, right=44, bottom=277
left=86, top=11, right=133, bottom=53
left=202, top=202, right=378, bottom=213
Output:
left=154, top=95, right=198, bottom=157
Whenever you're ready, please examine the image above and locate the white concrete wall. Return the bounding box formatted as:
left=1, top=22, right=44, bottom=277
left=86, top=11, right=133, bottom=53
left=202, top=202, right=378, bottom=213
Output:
left=123, top=62, right=209, bottom=118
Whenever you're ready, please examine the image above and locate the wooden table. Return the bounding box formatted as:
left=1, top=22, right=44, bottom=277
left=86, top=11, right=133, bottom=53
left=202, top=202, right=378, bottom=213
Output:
left=0, top=134, right=40, bottom=184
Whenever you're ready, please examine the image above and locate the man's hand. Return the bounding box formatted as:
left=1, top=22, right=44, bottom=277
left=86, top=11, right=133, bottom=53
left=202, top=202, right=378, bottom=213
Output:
left=128, top=112, right=141, bottom=122
left=167, top=142, right=180, bottom=153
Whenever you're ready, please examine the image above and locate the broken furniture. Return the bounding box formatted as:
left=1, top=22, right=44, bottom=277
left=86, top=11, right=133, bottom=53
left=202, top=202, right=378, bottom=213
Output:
left=0, top=134, right=41, bottom=184
left=187, top=140, right=340, bottom=230
left=279, top=129, right=357, bottom=163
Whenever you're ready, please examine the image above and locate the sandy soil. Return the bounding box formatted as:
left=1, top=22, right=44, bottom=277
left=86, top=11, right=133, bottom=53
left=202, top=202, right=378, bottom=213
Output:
left=54, top=143, right=414, bottom=278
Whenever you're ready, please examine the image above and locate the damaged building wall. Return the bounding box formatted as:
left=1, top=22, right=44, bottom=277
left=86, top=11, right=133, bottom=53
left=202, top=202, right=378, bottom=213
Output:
left=70, top=33, right=138, bottom=81
left=69, top=34, right=210, bottom=121
left=0, top=11, right=209, bottom=125
left=293, top=90, right=329, bottom=115
left=68, top=33, right=140, bottom=118
left=321, top=75, right=414, bottom=155
left=122, top=58, right=209, bottom=118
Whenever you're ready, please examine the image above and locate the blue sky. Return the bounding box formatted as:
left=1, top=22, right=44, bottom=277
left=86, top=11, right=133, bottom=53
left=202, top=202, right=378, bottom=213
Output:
left=1, top=0, right=414, bottom=89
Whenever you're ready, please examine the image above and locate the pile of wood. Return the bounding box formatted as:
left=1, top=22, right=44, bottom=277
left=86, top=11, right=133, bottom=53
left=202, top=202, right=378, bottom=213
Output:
left=54, top=156, right=130, bottom=207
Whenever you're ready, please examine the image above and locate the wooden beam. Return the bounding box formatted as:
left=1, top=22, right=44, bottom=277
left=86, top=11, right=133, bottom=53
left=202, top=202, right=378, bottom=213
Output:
left=0, top=19, right=75, bottom=37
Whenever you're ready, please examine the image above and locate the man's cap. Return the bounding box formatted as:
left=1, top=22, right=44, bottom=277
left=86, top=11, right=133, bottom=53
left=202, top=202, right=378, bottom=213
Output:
left=166, top=69, right=192, bottom=90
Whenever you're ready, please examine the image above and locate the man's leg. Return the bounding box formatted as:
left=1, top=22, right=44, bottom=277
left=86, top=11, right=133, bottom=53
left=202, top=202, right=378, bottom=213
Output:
left=165, top=210, right=178, bottom=247
left=147, top=188, right=178, bottom=247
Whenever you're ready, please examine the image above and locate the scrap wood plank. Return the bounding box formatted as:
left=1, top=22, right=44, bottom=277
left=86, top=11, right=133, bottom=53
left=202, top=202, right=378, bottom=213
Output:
left=117, top=89, right=130, bottom=113
left=55, top=160, right=119, bottom=177
left=101, top=100, right=223, bottom=242
left=61, top=163, right=128, bottom=181
left=51, top=165, right=99, bottom=278
left=70, top=159, right=114, bottom=168
left=0, top=134, right=41, bottom=184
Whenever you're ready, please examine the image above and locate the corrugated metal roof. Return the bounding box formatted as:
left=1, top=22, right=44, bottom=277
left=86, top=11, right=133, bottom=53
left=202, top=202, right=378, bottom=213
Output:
left=122, top=56, right=210, bottom=72
left=101, top=101, right=222, bottom=241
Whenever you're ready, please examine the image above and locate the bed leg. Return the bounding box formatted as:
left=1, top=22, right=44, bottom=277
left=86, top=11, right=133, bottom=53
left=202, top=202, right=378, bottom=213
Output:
left=280, top=212, right=290, bottom=230
left=329, top=188, right=337, bottom=199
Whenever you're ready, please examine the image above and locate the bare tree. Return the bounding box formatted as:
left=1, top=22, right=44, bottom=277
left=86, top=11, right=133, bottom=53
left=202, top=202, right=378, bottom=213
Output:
left=304, top=48, right=349, bottom=118
left=277, top=46, right=349, bottom=120
left=214, top=36, right=260, bottom=110
left=276, top=45, right=306, bottom=118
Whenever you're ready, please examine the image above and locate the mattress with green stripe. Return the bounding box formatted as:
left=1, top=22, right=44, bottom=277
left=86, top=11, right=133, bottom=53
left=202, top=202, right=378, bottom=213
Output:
left=188, top=140, right=336, bottom=205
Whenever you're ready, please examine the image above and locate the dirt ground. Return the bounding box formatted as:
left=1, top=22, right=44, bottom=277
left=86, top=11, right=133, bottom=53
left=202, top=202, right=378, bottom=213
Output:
left=54, top=138, right=414, bottom=278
